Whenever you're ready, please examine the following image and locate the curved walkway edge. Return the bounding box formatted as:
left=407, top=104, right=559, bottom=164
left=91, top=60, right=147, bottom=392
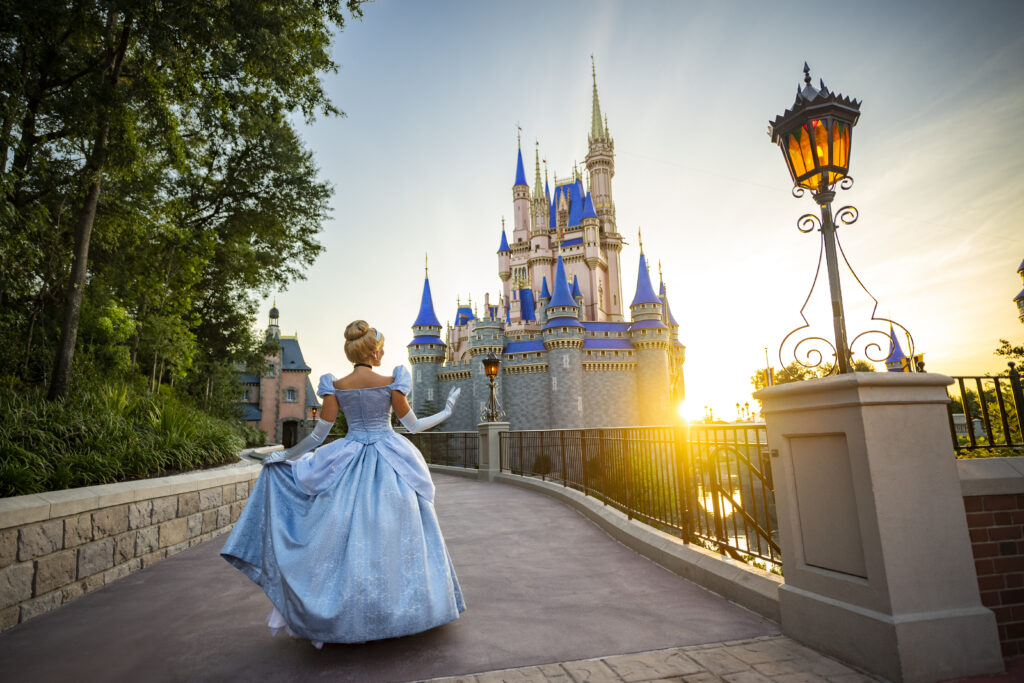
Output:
left=428, top=465, right=783, bottom=622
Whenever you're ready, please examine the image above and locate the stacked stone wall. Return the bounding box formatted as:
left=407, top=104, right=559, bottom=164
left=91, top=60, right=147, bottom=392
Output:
left=636, top=348, right=672, bottom=425
left=438, top=375, right=474, bottom=431
left=410, top=361, right=440, bottom=416
left=547, top=347, right=583, bottom=428
left=0, top=461, right=261, bottom=633
left=582, top=370, right=637, bottom=427
left=502, top=366, right=550, bottom=429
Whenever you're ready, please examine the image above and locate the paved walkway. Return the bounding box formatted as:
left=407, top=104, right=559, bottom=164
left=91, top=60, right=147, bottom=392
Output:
left=0, top=472, right=858, bottom=682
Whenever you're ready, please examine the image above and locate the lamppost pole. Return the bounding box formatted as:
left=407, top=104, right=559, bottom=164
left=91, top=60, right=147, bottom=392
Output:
left=482, top=353, right=501, bottom=422
left=815, top=190, right=852, bottom=373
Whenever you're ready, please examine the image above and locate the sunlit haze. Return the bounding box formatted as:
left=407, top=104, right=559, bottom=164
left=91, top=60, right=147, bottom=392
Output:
left=266, top=0, right=1024, bottom=421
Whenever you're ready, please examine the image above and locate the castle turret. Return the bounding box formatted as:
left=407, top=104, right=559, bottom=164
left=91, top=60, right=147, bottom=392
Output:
left=498, top=220, right=511, bottom=304
left=571, top=275, right=584, bottom=312
left=408, top=266, right=446, bottom=416
left=544, top=256, right=584, bottom=428
left=538, top=276, right=551, bottom=323
left=660, top=276, right=686, bottom=403
left=266, top=300, right=281, bottom=341
left=513, top=141, right=530, bottom=244
left=629, top=248, right=671, bottom=424
left=884, top=324, right=909, bottom=372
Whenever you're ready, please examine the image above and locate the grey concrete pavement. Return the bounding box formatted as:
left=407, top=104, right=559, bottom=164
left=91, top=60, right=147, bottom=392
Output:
left=0, top=473, right=779, bottom=682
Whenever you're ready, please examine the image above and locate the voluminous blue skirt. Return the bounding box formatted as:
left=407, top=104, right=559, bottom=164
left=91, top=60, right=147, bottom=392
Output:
left=221, top=436, right=465, bottom=644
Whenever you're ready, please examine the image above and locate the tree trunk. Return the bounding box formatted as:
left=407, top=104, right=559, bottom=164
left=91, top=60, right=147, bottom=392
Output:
left=46, top=13, right=133, bottom=401
left=150, top=350, right=158, bottom=392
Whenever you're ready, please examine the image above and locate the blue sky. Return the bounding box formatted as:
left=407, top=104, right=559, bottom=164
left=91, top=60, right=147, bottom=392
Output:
left=269, top=0, right=1024, bottom=418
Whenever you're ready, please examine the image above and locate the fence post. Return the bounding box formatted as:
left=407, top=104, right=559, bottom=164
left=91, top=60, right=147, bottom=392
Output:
left=476, top=422, right=509, bottom=482
left=1010, top=362, right=1024, bottom=445
left=581, top=431, right=589, bottom=497
left=676, top=423, right=691, bottom=543
left=599, top=430, right=607, bottom=506
left=560, top=430, right=567, bottom=487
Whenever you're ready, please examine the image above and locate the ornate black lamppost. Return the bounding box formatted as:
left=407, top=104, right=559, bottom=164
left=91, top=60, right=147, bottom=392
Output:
left=769, top=63, right=861, bottom=373
left=482, top=353, right=501, bottom=422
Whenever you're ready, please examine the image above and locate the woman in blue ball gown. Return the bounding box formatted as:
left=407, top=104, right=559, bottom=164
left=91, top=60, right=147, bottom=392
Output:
left=221, top=320, right=465, bottom=648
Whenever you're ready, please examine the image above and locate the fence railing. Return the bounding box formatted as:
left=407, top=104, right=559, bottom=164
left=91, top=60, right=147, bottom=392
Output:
left=403, top=431, right=479, bottom=469
left=947, top=363, right=1024, bottom=455
left=498, top=424, right=780, bottom=568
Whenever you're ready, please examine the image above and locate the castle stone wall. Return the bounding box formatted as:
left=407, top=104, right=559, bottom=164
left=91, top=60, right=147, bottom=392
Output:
left=502, top=365, right=550, bottom=430
left=582, top=370, right=637, bottom=427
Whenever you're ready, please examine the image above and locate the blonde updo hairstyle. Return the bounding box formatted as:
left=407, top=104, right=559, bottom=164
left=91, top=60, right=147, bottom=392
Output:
left=344, top=320, right=385, bottom=364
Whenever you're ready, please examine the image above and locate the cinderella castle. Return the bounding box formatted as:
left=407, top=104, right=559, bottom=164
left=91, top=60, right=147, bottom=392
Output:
left=407, top=64, right=685, bottom=430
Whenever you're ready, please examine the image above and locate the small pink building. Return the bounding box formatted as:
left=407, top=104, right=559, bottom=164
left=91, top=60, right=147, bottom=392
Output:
left=241, top=305, right=319, bottom=447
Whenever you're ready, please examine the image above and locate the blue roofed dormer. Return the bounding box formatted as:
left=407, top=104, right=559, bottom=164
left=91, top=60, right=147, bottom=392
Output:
left=520, top=288, right=537, bottom=322
left=498, top=230, right=510, bottom=253
left=413, top=277, right=442, bottom=328
left=514, top=148, right=527, bottom=187
left=581, top=192, right=598, bottom=220
left=571, top=275, right=582, bottom=298
left=630, top=252, right=660, bottom=307
left=454, top=305, right=475, bottom=327
left=540, top=276, right=550, bottom=299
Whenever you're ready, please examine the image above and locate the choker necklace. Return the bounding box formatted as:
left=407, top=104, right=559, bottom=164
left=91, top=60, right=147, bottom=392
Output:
left=354, top=363, right=373, bottom=370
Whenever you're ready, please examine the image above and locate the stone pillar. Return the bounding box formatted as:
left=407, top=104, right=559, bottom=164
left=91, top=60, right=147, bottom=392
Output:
left=756, top=372, right=1002, bottom=683
left=477, top=422, right=510, bottom=482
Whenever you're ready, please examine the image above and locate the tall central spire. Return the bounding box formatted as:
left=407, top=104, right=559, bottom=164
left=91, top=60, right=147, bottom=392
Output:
left=590, top=56, right=605, bottom=140
left=533, top=141, right=543, bottom=199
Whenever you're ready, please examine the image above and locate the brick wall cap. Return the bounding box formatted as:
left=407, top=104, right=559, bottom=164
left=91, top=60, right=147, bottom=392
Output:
left=960, top=457, right=1024, bottom=496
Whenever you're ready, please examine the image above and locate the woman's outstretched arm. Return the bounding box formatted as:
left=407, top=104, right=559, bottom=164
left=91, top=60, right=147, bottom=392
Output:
left=392, top=388, right=460, bottom=434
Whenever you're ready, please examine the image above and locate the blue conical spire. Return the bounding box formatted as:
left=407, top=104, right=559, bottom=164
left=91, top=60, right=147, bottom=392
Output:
left=581, top=192, right=598, bottom=220
left=498, top=229, right=510, bottom=253
left=413, top=276, right=442, bottom=328
left=884, top=324, right=908, bottom=370
left=547, top=256, right=577, bottom=310
left=571, top=275, right=582, bottom=298
left=540, top=276, right=551, bottom=299
left=514, top=147, right=527, bottom=187
left=630, top=251, right=660, bottom=307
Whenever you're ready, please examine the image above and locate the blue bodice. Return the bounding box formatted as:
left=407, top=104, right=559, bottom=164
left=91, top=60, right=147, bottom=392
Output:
left=318, top=366, right=411, bottom=433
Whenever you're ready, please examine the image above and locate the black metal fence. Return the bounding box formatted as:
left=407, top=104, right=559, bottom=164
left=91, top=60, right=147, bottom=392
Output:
left=403, top=431, right=479, bottom=469
left=947, top=363, right=1024, bottom=455
left=498, top=424, right=780, bottom=568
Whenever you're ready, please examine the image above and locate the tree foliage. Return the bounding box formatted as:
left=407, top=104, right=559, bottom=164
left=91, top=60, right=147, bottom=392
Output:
left=0, top=0, right=363, bottom=407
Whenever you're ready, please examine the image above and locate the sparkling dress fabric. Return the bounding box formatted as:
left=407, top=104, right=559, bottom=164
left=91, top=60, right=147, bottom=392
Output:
left=221, top=365, right=465, bottom=644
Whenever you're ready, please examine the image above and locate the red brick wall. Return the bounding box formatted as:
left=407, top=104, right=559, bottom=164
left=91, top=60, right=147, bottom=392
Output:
left=966, top=493, right=1024, bottom=659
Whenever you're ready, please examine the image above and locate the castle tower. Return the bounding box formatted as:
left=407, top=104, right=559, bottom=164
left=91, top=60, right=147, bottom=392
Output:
left=408, top=265, right=446, bottom=415
left=629, top=249, right=671, bottom=424
left=660, top=275, right=686, bottom=403
left=585, top=59, right=624, bottom=322
left=884, top=324, right=909, bottom=373
left=498, top=222, right=511, bottom=305
left=544, top=255, right=584, bottom=428
left=467, top=315, right=504, bottom=425
left=512, top=141, right=530, bottom=244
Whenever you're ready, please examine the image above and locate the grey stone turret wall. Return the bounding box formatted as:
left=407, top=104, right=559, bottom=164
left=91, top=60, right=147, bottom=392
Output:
left=410, top=360, right=441, bottom=416
left=502, top=362, right=550, bottom=429
left=635, top=347, right=671, bottom=425
left=547, top=345, right=583, bottom=428
left=437, top=373, right=474, bottom=431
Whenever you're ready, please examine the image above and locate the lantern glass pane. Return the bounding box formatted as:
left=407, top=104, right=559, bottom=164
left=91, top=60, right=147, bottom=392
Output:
left=787, top=135, right=808, bottom=179
left=814, top=120, right=829, bottom=167
left=798, top=125, right=816, bottom=174
left=832, top=122, right=850, bottom=171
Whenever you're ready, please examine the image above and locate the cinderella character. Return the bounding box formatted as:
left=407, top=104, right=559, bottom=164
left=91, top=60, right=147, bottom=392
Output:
left=221, top=320, right=465, bottom=648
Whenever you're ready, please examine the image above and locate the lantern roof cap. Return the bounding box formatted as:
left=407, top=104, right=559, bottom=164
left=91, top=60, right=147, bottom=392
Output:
left=768, top=64, right=861, bottom=144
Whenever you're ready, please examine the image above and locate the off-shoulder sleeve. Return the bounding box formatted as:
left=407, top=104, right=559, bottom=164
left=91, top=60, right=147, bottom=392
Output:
left=390, top=366, right=412, bottom=395
left=317, top=373, right=337, bottom=398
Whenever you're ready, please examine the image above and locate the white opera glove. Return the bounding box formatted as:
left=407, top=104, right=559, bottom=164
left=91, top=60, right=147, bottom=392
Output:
left=399, top=388, right=460, bottom=434
left=262, top=419, right=333, bottom=465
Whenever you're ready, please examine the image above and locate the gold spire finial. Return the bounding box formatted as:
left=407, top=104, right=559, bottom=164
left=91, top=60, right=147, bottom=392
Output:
left=516, top=122, right=521, bottom=148
left=638, top=227, right=644, bottom=253
left=658, top=259, right=663, bottom=285
left=590, top=57, right=605, bottom=140
left=501, top=216, right=505, bottom=231
left=425, top=253, right=428, bottom=279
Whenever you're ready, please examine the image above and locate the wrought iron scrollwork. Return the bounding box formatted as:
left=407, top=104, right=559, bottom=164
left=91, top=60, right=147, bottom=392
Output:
left=791, top=186, right=807, bottom=199
left=834, top=205, right=858, bottom=227
left=838, top=176, right=855, bottom=191
left=795, top=214, right=819, bottom=233
left=779, top=238, right=837, bottom=373
left=479, top=397, right=506, bottom=422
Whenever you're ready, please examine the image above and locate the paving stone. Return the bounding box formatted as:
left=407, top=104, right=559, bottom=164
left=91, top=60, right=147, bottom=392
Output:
left=113, top=531, right=134, bottom=564
left=428, top=677, right=478, bottom=683
left=159, top=518, right=187, bottom=548
left=722, top=671, right=774, bottom=683
left=135, top=527, right=159, bottom=556
left=538, top=663, right=573, bottom=680
left=128, top=500, right=153, bottom=529
left=687, top=649, right=748, bottom=676
left=177, top=492, right=200, bottom=517
left=151, top=496, right=177, bottom=524
left=476, top=666, right=551, bottom=682
left=17, top=519, right=63, bottom=561
left=0, top=563, right=33, bottom=608
left=681, top=674, right=724, bottom=683
left=0, top=605, right=18, bottom=631
left=794, top=656, right=857, bottom=678
left=92, top=505, right=129, bottom=537
left=722, top=639, right=800, bottom=665
left=221, top=484, right=236, bottom=504
left=560, top=659, right=622, bottom=683
left=34, top=549, right=76, bottom=595
left=19, top=590, right=62, bottom=621
left=199, top=488, right=222, bottom=510
left=0, top=528, right=15, bottom=569
left=201, top=509, right=218, bottom=534
left=826, top=674, right=879, bottom=682
left=605, top=649, right=702, bottom=681
left=77, top=538, right=114, bottom=579
left=769, top=674, right=829, bottom=683
left=187, top=512, right=203, bottom=539
left=216, top=505, right=231, bottom=528
left=64, top=513, right=93, bottom=548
